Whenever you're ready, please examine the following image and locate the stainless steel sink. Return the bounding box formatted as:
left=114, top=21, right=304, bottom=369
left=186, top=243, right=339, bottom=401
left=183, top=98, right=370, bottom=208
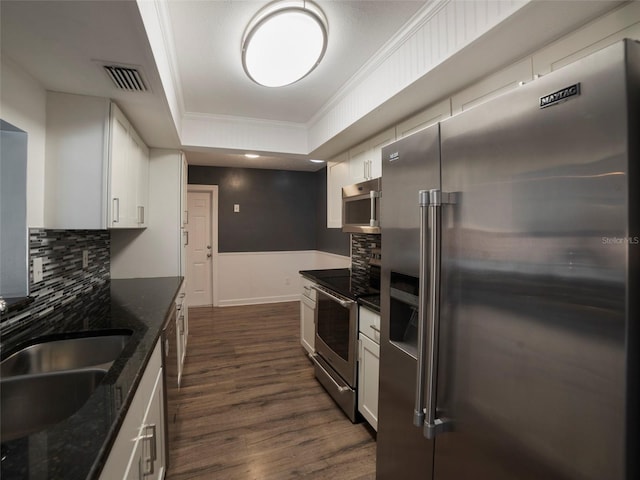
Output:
left=1, top=368, right=107, bottom=442
left=0, top=331, right=132, bottom=377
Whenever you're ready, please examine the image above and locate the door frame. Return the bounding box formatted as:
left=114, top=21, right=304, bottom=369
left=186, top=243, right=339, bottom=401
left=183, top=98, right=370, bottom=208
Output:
left=187, top=184, right=219, bottom=307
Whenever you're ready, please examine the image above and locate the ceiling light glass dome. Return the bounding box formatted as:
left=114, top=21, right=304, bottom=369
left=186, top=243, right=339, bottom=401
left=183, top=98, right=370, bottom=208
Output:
left=242, top=1, right=328, bottom=88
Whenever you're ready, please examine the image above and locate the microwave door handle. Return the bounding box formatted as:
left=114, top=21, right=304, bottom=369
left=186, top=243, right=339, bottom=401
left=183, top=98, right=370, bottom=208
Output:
left=370, top=190, right=380, bottom=227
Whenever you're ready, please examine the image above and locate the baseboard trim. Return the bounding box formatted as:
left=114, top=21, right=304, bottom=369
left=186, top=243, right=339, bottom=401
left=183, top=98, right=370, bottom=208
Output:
left=218, top=294, right=301, bottom=307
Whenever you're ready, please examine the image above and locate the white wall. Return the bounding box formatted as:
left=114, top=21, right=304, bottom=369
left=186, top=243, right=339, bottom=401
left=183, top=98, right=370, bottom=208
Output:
left=216, top=250, right=350, bottom=307
left=0, top=56, right=47, bottom=228
left=111, top=149, right=183, bottom=278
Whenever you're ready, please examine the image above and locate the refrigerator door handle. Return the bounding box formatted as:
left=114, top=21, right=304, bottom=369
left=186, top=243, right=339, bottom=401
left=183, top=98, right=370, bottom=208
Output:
left=423, top=188, right=451, bottom=440
left=414, top=190, right=431, bottom=428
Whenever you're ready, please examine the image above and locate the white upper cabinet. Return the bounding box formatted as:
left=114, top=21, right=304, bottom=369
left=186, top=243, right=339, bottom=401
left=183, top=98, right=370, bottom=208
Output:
left=396, top=99, right=452, bottom=139
left=348, top=127, right=396, bottom=182
left=109, top=103, right=149, bottom=228
left=451, top=58, right=533, bottom=115
left=45, top=92, right=149, bottom=229
left=532, top=1, right=640, bottom=76
left=348, top=141, right=370, bottom=184
left=326, top=151, right=350, bottom=229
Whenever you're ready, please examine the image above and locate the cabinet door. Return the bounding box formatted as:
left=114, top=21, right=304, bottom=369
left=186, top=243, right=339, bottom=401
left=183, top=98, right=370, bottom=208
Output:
left=109, top=103, right=149, bottom=229
left=396, top=99, right=451, bottom=139
left=451, top=58, right=532, bottom=114
left=131, top=129, right=149, bottom=227
left=348, top=141, right=369, bottom=183
left=124, top=437, right=144, bottom=480
left=368, top=127, right=396, bottom=179
left=179, top=311, right=187, bottom=367
left=300, top=295, right=316, bottom=354
left=181, top=153, right=188, bottom=228
left=358, top=333, right=380, bottom=431
left=326, top=152, right=350, bottom=228
left=176, top=315, right=183, bottom=387
left=359, top=307, right=380, bottom=343
left=99, top=342, right=162, bottom=480
left=140, top=368, right=166, bottom=480
left=532, top=2, right=640, bottom=76
left=109, top=105, right=133, bottom=227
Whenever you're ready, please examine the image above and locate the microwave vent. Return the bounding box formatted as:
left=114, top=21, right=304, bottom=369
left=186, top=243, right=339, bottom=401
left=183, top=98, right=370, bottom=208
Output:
left=103, top=65, right=147, bottom=92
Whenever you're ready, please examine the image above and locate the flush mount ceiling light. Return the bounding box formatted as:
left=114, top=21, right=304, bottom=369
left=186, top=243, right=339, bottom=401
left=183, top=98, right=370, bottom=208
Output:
left=242, top=0, right=328, bottom=88
left=244, top=153, right=260, bottom=159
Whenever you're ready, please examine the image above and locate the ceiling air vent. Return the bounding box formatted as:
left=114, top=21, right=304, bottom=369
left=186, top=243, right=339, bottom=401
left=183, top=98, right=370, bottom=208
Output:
left=103, top=65, right=147, bottom=92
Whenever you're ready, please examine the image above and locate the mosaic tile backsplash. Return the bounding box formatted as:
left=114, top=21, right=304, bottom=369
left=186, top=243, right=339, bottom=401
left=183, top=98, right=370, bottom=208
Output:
left=0, top=229, right=110, bottom=352
left=352, top=233, right=381, bottom=289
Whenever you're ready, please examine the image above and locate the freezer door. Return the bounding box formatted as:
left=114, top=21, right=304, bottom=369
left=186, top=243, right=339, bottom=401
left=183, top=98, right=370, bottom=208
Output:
left=435, top=41, right=632, bottom=479
left=376, top=124, right=440, bottom=479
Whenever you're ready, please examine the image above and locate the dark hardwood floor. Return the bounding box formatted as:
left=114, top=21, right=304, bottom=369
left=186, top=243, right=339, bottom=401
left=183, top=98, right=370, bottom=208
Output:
left=166, top=302, right=376, bottom=480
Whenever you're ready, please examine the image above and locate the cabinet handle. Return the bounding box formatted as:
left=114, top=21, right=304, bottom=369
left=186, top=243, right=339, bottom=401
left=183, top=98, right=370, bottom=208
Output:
left=184, top=231, right=189, bottom=246
left=113, top=198, right=120, bottom=223
left=141, top=424, right=157, bottom=476
left=138, top=206, right=144, bottom=224
left=369, top=324, right=380, bottom=333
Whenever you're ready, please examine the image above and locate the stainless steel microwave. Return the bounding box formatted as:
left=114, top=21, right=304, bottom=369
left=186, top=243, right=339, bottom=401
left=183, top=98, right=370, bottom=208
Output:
left=342, top=178, right=381, bottom=234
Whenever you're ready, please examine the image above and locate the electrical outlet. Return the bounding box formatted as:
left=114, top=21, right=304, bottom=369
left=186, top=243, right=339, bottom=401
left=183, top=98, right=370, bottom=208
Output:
left=82, top=250, right=89, bottom=269
left=33, top=257, right=43, bottom=283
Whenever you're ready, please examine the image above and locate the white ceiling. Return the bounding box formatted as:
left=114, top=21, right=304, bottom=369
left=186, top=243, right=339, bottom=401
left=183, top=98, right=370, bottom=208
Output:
left=168, top=0, right=425, bottom=123
left=0, top=1, right=626, bottom=172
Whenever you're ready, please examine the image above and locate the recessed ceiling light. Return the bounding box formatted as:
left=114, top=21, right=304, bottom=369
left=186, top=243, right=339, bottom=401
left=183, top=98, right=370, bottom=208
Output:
left=310, top=159, right=325, bottom=163
left=245, top=154, right=260, bottom=159
left=242, top=1, right=328, bottom=88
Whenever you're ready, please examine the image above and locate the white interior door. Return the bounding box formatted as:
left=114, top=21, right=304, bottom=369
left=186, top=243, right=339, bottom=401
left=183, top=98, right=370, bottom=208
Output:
left=186, top=191, right=212, bottom=306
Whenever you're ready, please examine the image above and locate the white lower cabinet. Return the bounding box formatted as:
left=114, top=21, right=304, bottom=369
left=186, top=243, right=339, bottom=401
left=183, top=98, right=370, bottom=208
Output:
left=176, top=284, right=188, bottom=386
left=299, top=277, right=317, bottom=354
left=100, top=341, right=165, bottom=480
left=358, top=306, right=380, bottom=431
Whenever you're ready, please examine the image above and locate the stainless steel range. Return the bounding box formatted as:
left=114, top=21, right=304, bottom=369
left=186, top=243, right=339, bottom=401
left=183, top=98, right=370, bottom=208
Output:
left=311, top=283, right=359, bottom=421
left=301, top=268, right=380, bottom=422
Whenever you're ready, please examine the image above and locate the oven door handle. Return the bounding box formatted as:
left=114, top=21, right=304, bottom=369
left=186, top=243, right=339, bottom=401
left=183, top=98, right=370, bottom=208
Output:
left=311, top=285, right=355, bottom=308
left=309, top=353, right=350, bottom=393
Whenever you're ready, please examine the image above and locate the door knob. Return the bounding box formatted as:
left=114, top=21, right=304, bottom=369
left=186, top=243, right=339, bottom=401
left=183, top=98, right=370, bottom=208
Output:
left=207, top=253, right=212, bottom=258
left=207, top=245, right=212, bottom=250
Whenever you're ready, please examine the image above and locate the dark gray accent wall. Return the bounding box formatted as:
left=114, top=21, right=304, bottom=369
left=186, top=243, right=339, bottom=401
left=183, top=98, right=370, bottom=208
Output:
left=188, top=165, right=350, bottom=255
left=315, top=166, right=350, bottom=256
left=189, top=166, right=317, bottom=252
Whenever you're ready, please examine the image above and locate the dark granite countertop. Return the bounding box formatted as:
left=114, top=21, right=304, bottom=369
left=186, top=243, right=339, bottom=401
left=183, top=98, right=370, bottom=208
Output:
left=0, top=276, right=183, bottom=480
left=300, top=268, right=380, bottom=313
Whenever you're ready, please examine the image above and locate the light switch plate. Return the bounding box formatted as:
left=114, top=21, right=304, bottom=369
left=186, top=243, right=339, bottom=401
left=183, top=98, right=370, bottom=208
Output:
left=33, top=257, right=43, bottom=283
left=234, top=204, right=240, bottom=213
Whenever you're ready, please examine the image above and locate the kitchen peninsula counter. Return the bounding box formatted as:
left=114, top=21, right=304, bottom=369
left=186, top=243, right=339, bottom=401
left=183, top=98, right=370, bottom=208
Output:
left=0, top=276, right=183, bottom=480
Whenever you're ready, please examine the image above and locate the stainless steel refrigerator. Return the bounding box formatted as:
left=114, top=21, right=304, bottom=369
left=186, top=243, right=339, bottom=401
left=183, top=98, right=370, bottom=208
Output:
left=376, top=39, right=639, bottom=480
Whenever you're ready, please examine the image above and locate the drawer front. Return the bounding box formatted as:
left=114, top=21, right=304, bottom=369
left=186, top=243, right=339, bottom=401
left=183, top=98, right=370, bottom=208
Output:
left=300, top=277, right=317, bottom=302
left=359, top=306, right=380, bottom=343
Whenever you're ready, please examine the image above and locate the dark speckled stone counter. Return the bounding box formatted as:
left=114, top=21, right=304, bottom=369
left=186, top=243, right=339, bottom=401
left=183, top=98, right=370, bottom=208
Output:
left=0, top=276, right=183, bottom=480
left=300, top=269, right=380, bottom=313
